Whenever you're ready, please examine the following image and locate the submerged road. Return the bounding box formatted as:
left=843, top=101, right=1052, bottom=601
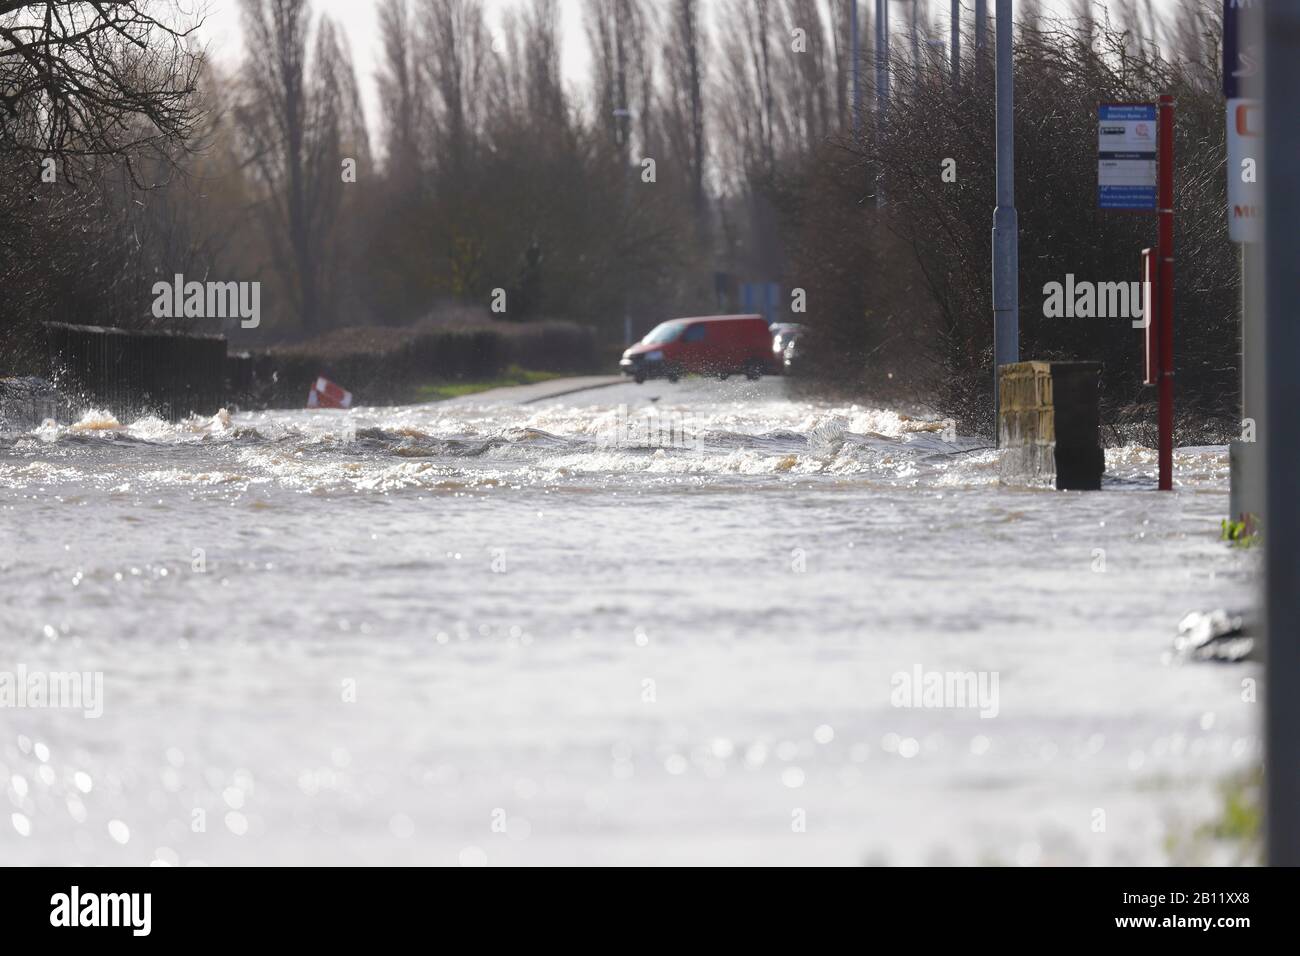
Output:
left=0, top=376, right=1258, bottom=864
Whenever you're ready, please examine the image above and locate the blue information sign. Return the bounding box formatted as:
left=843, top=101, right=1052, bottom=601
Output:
left=1098, top=104, right=1157, bottom=211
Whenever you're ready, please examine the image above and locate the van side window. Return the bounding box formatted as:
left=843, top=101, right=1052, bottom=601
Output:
left=683, top=324, right=707, bottom=343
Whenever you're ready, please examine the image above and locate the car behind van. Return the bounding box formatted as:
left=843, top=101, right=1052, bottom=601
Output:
left=620, top=315, right=777, bottom=384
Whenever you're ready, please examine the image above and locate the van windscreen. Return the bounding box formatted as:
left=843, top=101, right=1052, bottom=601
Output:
left=642, top=322, right=685, bottom=345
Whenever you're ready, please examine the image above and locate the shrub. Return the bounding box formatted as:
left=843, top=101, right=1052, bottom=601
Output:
left=776, top=8, right=1236, bottom=440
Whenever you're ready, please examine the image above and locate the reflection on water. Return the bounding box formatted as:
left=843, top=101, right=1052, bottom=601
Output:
left=0, top=381, right=1257, bottom=864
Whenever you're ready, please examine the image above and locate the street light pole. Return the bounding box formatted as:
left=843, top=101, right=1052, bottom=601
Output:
left=951, top=0, right=960, bottom=89
left=875, top=0, right=889, bottom=207
left=875, top=0, right=890, bottom=123
left=991, top=0, right=1018, bottom=435
left=614, top=106, right=633, bottom=346
left=851, top=0, right=860, bottom=135
left=910, top=0, right=920, bottom=94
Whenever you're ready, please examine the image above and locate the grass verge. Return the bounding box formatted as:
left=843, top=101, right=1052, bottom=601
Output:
left=410, top=365, right=566, bottom=402
left=1165, top=767, right=1262, bottom=865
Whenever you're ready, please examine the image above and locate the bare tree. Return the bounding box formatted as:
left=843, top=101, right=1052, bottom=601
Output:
left=585, top=0, right=654, bottom=160
left=663, top=0, right=707, bottom=218
left=0, top=1, right=212, bottom=369
left=753, top=0, right=776, bottom=172
left=239, top=0, right=366, bottom=331
left=311, top=17, right=369, bottom=317
left=785, top=0, right=831, bottom=153
left=521, top=0, right=566, bottom=129
left=0, top=0, right=204, bottom=182
left=827, top=0, right=852, bottom=129
left=377, top=0, right=426, bottom=183
left=417, top=0, right=491, bottom=176
left=240, top=0, right=315, bottom=329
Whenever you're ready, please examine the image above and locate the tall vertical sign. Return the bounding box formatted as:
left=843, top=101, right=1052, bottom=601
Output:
left=1226, top=99, right=1262, bottom=243
left=1099, top=100, right=1173, bottom=490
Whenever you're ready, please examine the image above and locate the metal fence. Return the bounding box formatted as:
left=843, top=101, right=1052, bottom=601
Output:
left=44, top=322, right=227, bottom=422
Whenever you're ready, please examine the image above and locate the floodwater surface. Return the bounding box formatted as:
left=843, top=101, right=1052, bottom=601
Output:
left=0, top=378, right=1257, bottom=865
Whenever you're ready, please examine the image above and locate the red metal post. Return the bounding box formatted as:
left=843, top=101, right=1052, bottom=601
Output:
left=1157, top=95, right=1175, bottom=490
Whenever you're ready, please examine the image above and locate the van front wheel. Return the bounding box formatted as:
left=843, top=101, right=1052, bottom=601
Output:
left=743, top=361, right=763, bottom=381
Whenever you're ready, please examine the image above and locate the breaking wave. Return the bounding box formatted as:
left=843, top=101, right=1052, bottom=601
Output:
left=0, top=387, right=1227, bottom=496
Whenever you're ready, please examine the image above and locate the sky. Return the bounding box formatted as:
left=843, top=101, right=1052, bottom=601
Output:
left=194, top=0, right=1186, bottom=145
left=197, top=0, right=593, bottom=140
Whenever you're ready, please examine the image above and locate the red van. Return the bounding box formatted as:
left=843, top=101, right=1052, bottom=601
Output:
left=620, top=315, right=777, bottom=384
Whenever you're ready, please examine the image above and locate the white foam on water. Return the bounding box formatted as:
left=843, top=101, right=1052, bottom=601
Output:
left=0, top=379, right=1255, bottom=864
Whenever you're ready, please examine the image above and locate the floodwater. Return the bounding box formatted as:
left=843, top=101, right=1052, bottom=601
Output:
left=0, top=378, right=1258, bottom=865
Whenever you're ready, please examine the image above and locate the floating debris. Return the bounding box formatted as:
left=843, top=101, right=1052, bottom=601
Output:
left=1173, top=609, right=1255, bottom=663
